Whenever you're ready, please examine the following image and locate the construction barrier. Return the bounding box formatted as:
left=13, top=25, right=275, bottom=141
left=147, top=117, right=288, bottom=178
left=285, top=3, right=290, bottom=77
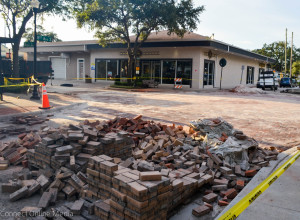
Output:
left=174, top=78, right=183, bottom=89
left=218, top=150, right=300, bottom=220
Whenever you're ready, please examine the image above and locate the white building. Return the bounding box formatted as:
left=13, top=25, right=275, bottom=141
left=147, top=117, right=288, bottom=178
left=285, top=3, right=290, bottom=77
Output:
left=21, top=31, right=274, bottom=89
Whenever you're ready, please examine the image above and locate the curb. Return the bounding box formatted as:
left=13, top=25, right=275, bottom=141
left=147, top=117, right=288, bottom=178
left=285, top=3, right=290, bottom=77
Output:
left=0, top=102, right=85, bottom=122
left=216, top=146, right=299, bottom=219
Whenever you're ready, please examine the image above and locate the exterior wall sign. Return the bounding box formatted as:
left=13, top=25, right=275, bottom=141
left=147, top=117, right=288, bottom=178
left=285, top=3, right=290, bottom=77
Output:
left=120, top=51, right=160, bottom=56
left=91, top=63, right=95, bottom=70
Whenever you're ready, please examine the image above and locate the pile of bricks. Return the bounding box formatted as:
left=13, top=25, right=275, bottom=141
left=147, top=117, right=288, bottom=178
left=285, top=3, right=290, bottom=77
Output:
left=11, top=115, right=51, bottom=126
left=0, top=115, right=280, bottom=219
left=0, top=115, right=53, bottom=140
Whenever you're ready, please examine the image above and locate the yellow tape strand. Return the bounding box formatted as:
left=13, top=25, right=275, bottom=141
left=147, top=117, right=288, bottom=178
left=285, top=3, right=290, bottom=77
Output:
left=1, top=76, right=42, bottom=88
left=218, top=150, right=300, bottom=220
left=72, top=77, right=194, bottom=81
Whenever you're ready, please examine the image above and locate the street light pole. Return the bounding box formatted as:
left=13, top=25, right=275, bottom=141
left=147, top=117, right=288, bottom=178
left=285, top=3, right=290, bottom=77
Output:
left=30, top=0, right=40, bottom=100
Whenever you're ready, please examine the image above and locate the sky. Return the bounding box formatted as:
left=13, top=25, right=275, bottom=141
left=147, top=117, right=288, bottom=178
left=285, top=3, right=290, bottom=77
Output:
left=0, top=0, right=299, bottom=50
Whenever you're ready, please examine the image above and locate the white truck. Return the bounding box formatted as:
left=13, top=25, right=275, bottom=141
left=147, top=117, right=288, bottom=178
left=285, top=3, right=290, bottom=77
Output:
left=256, top=71, right=279, bottom=90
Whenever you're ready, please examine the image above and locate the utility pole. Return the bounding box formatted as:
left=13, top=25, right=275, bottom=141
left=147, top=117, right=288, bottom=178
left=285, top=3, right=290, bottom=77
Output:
left=285, top=28, right=287, bottom=75
left=290, top=32, right=293, bottom=78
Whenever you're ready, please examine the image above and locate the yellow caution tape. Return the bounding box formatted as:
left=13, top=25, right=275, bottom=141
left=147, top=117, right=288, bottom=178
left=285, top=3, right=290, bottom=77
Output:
left=218, top=150, right=300, bottom=220
left=1, top=76, right=43, bottom=88
left=72, top=77, right=194, bottom=81
left=0, top=83, right=41, bottom=88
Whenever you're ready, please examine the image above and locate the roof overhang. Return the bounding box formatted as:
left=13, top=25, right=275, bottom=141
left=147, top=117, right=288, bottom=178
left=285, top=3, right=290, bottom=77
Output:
left=87, top=40, right=275, bottom=63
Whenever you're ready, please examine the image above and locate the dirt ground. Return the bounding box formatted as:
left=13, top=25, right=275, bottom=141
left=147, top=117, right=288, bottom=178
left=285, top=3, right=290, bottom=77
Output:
left=47, top=86, right=300, bottom=151
left=0, top=83, right=300, bottom=218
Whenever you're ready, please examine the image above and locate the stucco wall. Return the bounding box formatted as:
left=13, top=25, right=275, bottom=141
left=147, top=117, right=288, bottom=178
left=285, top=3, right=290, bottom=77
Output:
left=27, top=52, right=90, bottom=80
left=66, top=52, right=90, bottom=80
left=199, top=51, right=263, bottom=89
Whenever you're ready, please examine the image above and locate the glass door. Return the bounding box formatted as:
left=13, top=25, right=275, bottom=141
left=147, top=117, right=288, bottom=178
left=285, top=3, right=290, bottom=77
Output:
left=142, top=62, right=151, bottom=79
left=247, top=66, right=255, bottom=84
left=152, top=61, right=161, bottom=82
left=77, top=59, right=85, bottom=80
left=162, top=60, right=176, bottom=84
left=96, top=60, right=106, bottom=79
left=203, top=60, right=215, bottom=87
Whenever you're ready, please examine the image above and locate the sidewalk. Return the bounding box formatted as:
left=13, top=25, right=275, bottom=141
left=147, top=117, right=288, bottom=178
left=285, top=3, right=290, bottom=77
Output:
left=237, top=150, right=300, bottom=220
left=217, top=147, right=300, bottom=220
left=0, top=91, right=83, bottom=117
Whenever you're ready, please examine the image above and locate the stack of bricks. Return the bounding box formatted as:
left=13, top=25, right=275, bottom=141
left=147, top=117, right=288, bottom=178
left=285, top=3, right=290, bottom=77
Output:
left=167, top=170, right=208, bottom=211
left=86, top=155, right=117, bottom=201
left=99, top=132, right=133, bottom=160
left=110, top=171, right=171, bottom=220
left=28, top=136, right=62, bottom=169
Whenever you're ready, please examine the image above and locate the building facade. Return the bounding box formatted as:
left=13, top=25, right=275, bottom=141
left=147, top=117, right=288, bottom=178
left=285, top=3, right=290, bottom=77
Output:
left=21, top=31, right=274, bottom=89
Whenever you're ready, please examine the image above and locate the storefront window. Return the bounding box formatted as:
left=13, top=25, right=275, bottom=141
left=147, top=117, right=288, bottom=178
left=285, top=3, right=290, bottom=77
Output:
left=177, top=61, right=192, bottom=85
left=96, top=60, right=106, bottom=79
left=96, top=59, right=118, bottom=80
left=162, top=60, right=176, bottom=84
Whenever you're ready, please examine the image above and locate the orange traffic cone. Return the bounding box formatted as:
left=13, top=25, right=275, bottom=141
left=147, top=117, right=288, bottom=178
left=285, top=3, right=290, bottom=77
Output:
left=39, top=83, right=51, bottom=109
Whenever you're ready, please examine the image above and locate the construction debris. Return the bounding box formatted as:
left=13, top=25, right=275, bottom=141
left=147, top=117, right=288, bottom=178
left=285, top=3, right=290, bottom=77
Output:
left=229, top=85, right=266, bottom=94
left=11, top=115, right=51, bottom=126
left=0, top=116, right=279, bottom=219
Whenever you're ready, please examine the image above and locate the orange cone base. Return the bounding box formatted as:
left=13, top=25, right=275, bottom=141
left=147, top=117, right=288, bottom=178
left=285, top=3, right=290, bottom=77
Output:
left=39, top=106, right=52, bottom=110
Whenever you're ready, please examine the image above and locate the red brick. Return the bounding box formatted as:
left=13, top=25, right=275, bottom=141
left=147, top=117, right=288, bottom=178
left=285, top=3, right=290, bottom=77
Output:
left=236, top=179, right=245, bottom=190
left=218, top=200, right=229, bottom=206
left=202, top=193, right=218, bottom=203
left=18, top=133, right=27, bottom=140
left=204, top=202, right=213, bottom=210
left=133, top=115, right=143, bottom=121
left=204, top=189, right=213, bottom=195
left=213, top=178, right=229, bottom=186
left=139, top=171, right=161, bottom=181
left=245, top=169, right=257, bottom=177
left=225, top=188, right=237, bottom=199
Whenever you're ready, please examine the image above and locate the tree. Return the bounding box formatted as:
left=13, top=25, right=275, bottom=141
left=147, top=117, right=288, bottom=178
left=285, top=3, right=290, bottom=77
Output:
left=23, top=25, right=62, bottom=42
left=75, top=0, right=204, bottom=80
left=0, top=0, right=73, bottom=77
left=292, top=61, right=300, bottom=77
left=253, top=41, right=300, bottom=73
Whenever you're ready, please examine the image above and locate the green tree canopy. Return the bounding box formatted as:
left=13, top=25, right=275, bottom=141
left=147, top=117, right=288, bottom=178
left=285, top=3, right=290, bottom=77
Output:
left=253, top=41, right=300, bottom=73
left=75, top=0, right=204, bottom=79
left=0, top=0, right=74, bottom=76
left=292, top=61, right=300, bottom=77
left=23, top=25, right=62, bottom=42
